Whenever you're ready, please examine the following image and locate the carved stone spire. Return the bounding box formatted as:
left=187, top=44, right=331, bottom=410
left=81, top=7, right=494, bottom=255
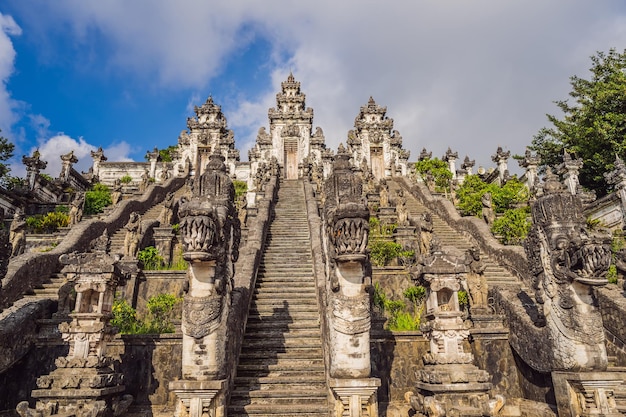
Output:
left=22, top=149, right=47, bottom=190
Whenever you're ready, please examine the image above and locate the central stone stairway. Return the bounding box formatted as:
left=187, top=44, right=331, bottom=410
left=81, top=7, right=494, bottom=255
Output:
left=228, top=180, right=329, bottom=417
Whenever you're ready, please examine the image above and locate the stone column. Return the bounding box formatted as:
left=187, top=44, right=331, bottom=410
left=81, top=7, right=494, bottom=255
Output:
left=491, top=146, right=510, bottom=184
left=443, top=147, right=458, bottom=180
left=406, top=245, right=505, bottom=417
left=323, top=145, right=380, bottom=416
left=26, top=231, right=134, bottom=417
left=518, top=148, right=540, bottom=194
left=22, top=150, right=47, bottom=191
left=605, top=155, right=626, bottom=227
left=90, top=146, right=107, bottom=180
left=146, top=147, right=160, bottom=179
left=170, top=153, right=240, bottom=417
left=59, top=150, right=78, bottom=182
left=558, top=150, right=583, bottom=195
left=153, top=226, right=175, bottom=266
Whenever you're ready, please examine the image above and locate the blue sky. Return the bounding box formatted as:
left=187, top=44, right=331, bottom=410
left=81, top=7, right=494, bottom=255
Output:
left=1, top=1, right=626, bottom=177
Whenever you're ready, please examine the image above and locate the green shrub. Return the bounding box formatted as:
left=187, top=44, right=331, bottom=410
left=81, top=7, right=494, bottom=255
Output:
left=143, top=294, right=181, bottom=333
left=25, top=211, right=70, bottom=233
left=414, top=157, right=453, bottom=192
left=373, top=282, right=424, bottom=331
left=84, top=183, right=112, bottom=214
left=111, top=294, right=181, bottom=334
left=111, top=298, right=140, bottom=334
left=458, top=290, right=469, bottom=309
left=456, top=175, right=528, bottom=217
left=120, top=175, right=132, bottom=184
left=607, top=264, right=618, bottom=284
left=490, top=207, right=531, bottom=245
left=233, top=180, right=248, bottom=199
left=369, top=239, right=404, bottom=267
left=138, top=246, right=164, bottom=270
left=55, top=205, right=69, bottom=213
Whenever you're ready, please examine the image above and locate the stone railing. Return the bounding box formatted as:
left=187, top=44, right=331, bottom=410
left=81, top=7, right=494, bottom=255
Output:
left=225, top=176, right=278, bottom=396
left=303, top=180, right=332, bottom=382
left=0, top=175, right=186, bottom=311
left=396, top=176, right=530, bottom=287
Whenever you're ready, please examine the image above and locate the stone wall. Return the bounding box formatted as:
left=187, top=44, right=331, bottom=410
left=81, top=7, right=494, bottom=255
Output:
left=597, top=285, right=626, bottom=366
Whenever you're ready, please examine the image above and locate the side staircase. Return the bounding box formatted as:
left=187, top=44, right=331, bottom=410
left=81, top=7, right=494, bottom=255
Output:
left=108, top=184, right=188, bottom=254
left=228, top=180, right=328, bottom=417
left=388, top=179, right=520, bottom=288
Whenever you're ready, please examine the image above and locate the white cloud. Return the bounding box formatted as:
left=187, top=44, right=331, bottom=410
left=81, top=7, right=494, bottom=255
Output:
left=0, top=12, right=21, bottom=134
left=9, top=1, right=626, bottom=172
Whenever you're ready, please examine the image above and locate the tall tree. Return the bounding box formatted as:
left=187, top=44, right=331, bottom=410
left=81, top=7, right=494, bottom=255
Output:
left=530, top=48, right=626, bottom=196
left=0, top=130, right=15, bottom=187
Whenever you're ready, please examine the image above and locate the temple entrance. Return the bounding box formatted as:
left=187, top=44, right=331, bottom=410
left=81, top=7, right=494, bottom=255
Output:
left=284, top=138, right=298, bottom=179
left=371, top=147, right=384, bottom=179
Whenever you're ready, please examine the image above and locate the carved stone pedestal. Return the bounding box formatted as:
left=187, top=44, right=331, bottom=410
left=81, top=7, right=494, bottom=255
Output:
left=169, top=379, right=226, bottom=417
left=552, top=371, right=624, bottom=417
left=153, top=226, right=175, bottom=266
left=330, top=378, right=380, bottom=417
left=377, top=206, right=397, bottom=225
left=394, top=225, right=417, bottom=251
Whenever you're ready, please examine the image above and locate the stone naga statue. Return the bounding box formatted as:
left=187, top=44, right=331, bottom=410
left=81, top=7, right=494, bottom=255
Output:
left=323, top=145, right=372, bottom=378
left=517, top=173, right=612, bottom=372
left=177, top=152, right=240, bottom=380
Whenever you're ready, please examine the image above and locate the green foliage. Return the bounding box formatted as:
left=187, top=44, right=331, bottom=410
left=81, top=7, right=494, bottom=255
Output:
left=373, top=282, right=425, bottom=331
left=171, top=223, right=180, bottom=233
left=369, top=240, right=404, bottom=267
left=111, top=299, right=140, bottom=333
left=84, top=183, right=112, bottom=214
left=25, top=211, right=70, bottom=233
left=55, top=205, right=69, bottom=213
left=490, top=207, right=531, bottom=245
left=40, top=173, right=54, bottom=182
left=233, top=180, right=248, bottom=199
left=0, top=130, right=15, bottom=185
left=138, top=246, right=164, bottom=270
left=530, top=48, right=626, bottom=196
left=403, top=285, right=426, bottom=305
left=120, top=175, right=133, bottom=184
left=456, top=175, right=528, bottom=217
left=111, top=294, right=181, bottom=334
left=414, top=157, right=453, bottom=192
left=158, top=145, right=178, bottom=162
left=457, top=290, right=469, bottom=309
left=607, top=264, right=618, bottom=284
left=144, top=293, right=181, bottom=333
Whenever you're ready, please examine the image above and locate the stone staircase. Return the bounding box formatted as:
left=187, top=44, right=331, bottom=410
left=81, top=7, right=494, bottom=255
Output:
left=0, top=272, right=66, bottom=320
left=108, top=185, right=188, bottom=255
left=388, top=179, right=521, bottom=288
left=228, top=179, right=329, bottom=417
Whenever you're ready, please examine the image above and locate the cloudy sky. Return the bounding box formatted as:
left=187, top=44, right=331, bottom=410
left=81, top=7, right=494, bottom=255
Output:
left=1, top=1, right=625, bottom=177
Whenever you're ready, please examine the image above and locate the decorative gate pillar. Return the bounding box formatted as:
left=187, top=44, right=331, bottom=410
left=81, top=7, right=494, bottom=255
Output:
left=170, top=153, right=240, bottom=417
left=25, top=231, right=133, bottom=417
left=406, top=244, right=504, bottom=417
left=324, top=145, right=380, bottom=417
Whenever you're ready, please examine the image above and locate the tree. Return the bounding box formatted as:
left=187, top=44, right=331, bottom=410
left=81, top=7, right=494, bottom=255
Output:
left=0, top=130, right=16, bottom=187
left=530, top=48, right=626, bottom=196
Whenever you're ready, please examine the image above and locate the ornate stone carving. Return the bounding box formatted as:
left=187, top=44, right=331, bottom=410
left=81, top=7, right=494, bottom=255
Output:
left=323, top=145, right=373, bottom=381
left=481, top=192, right=495, bottom=226
left=9, top=208, right=26, bottom=257
left=520, top=172, right=612, bottom=372
left=123, top=212, right=142, bottom=258
left=29, top=231, right=133, bottom=417
left=68, top=192, right=85, bottom=226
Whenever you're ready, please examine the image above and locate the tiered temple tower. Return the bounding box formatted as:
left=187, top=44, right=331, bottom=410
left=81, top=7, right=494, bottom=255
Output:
left=249, top=73, right=330, bottom=181
left=347, top=97, right=410, bottom=179
left=177, top=97, right=240, bottom=177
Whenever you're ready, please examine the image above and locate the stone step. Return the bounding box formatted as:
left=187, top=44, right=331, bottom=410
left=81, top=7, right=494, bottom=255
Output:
left=238, top=348, right=324, bottom=361
left=242, top=328, right=321, bottom=339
